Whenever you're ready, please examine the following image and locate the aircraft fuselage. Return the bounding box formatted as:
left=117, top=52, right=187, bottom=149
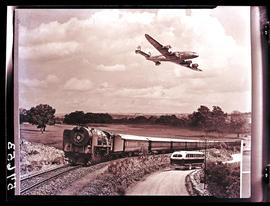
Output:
left=147, top=51, right=198, bottom=64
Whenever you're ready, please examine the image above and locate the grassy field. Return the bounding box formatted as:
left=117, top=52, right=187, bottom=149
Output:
left=19, top=123, right=240, bottom=150
left=20, top=123, right=76, bottom=150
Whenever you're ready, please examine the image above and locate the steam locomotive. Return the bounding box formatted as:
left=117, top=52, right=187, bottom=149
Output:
left=63, top=126, right=239, bottom=165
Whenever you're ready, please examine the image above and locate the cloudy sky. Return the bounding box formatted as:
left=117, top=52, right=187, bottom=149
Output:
left=16, top=7, right=251, bottom=115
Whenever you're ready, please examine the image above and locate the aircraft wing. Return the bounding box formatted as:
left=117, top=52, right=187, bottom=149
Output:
left=135, top=49, right=150, bottom=58
left=179, top=62, right=202, bottom=71
left=188, top=66, right=202, bottom=72
left=145, top=34, right=172, bottom=57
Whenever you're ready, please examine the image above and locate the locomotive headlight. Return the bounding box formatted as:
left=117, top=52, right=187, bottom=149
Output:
left=76, top=135, right=81, bottom=141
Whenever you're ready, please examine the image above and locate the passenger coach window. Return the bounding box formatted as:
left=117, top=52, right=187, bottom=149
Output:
left=173, top=154, right=182, bottom=157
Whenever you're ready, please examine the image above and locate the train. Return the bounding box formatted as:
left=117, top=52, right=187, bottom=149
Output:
left=63, top=125, right=240, bottom=165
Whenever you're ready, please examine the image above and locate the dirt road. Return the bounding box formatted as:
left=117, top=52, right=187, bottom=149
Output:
left=126, top=169, right=193, bottom=195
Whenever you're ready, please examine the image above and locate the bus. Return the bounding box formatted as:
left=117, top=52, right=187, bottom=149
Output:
left=170, top=151, right=205, bottom=170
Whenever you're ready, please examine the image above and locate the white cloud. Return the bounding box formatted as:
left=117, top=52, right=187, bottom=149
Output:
left=20, top=78, right=47, bottom=88
left=63, top=77, right=92, bottom=91
left=45, top=74, right=59, bottom=83
left=20, top=74, right=59, bottom=88
left=115, top=86, right=167, bottom=99
left=96, top=64, right=126, bottom=71
left=100, top=82, right=109, bottom=88
left=92, top=10, right=155, bottom=26
left=19, top=41, right=79, bottom=60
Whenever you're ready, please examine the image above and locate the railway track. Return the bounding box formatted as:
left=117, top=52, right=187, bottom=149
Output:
left=20, top=164, right=82, bottom=194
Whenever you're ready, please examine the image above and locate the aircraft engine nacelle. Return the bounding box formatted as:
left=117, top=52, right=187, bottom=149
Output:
left=192, top=63, right=199, bottom=68
left=155, top=61, right=161, bottom=66
left=163, top=45, right=172, bottom=49
left=185, top=60, right=192, bottom=65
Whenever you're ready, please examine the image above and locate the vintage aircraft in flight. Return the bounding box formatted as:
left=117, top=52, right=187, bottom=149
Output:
left=135, top=34, right=202, bottom=71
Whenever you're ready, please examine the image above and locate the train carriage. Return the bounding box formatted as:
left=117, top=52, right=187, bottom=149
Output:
left=171, top=141, right=187, bottom=150
left=185, top=142, right=198, bottom=150
left=147, top=137, right=172, bottom=153
left=119, top=134, right=149, bottom=155
left=112, top=134, right=124, bottom=152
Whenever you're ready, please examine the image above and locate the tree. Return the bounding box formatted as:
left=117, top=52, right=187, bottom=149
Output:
left=19, top=108, right=29, bottom=124
left=84, top=112, right=113, bottom=123
left=26, top=104, right=56, bottom=133
left=63, top=111, right=113, bottom=125
left=133, top=116, right=148, bottom=124
left=63, top=111, right=85, bottom=125
left=188, top=105, right=211, bottom=129
left=188, top=105, right=227, bottom=137
left=209, top=106, right=227, bottom=134
left=155, top=115, right=185, bottom=126
left=230, top=111, right=247, bottom=137
left=148, top=116, right=158, bottom=124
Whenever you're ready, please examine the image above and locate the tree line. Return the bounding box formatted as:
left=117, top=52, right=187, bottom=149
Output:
left=63, top=111, right=113, bottom=125
left=62, top=105, right=248, bottom=135
left=20, top=104, right=249, bottom=135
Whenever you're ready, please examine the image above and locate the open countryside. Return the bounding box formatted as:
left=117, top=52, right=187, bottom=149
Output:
left=19, top=104, right=250, bottom=197
left=20, top=121, right=245, bottom=151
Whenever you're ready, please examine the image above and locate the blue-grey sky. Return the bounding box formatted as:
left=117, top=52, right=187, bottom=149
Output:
left=16, top=7, right=251, bottom=114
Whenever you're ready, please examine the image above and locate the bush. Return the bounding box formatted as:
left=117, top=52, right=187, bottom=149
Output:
left=104, top=154, right=171, bottom=195
left=209, top=151, right=221, bottom=158
left=205, top=161, right=240, bottom=198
